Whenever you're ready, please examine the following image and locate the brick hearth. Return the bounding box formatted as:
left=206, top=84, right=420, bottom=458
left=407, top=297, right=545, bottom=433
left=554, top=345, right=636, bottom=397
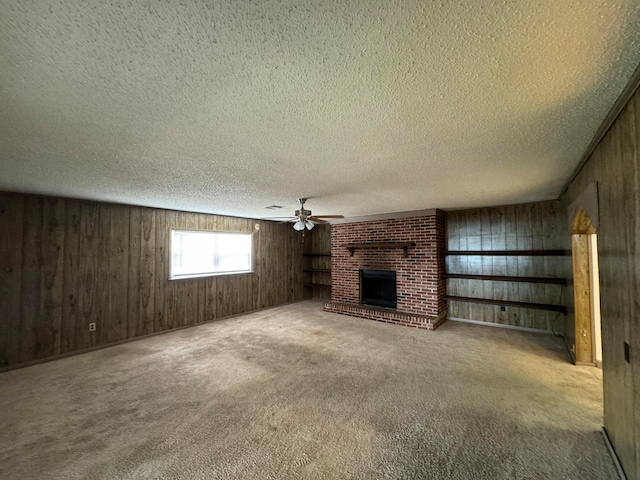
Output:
left=323, top=211, right=447, bottom=330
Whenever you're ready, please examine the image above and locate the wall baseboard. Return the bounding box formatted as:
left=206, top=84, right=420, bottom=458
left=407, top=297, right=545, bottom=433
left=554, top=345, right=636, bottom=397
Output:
left=575, top=361, right=596, bottom=367
left=602, top=427, right=627, bottom=480
left=447, top=317, right=553, bottom=335
left=0, top=299, right=306, bottom=374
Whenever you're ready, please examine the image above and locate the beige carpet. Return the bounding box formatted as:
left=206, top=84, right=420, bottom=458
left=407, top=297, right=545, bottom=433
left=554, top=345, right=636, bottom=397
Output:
left=0, top=300, right=617, bottom=479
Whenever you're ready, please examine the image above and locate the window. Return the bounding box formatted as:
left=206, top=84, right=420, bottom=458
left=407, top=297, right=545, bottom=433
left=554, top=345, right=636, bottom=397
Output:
left=170, top=230, right=252, bottom=279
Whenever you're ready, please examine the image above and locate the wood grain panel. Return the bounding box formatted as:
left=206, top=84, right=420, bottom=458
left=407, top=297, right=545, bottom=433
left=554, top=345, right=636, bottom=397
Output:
left=139, top=208, right=156, bottom=334
left=38, top=197, right=65, bottom=358
left=251, top=220, right=261, bottom=310
left=0, top=193, right=24, bottom=367
left=19, top=196, right=43, bottom=363
left=630, top=91, right=640, bottom=480
left=0, top=194, right=305, bottom=371
left=94, top=205, right=112, bottom=347
left=77, top=203, right=99, bottom=351
left=152, top=208, right=166, bottom=333
left=106, top=205, right=129, bottom=344
left=445, top=201, right=565, bottom=330
left=127, top=207, right=142, bottom=338
left=61, top=200, right=81, bottom=354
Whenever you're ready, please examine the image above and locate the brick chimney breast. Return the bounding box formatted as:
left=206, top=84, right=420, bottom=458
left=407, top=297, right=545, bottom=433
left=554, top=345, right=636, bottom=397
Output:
left=324, top=212, right=447, bottom=330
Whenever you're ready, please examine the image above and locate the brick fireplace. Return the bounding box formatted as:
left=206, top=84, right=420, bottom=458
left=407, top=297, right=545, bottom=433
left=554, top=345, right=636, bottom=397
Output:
left=324, top=210, right=447, bottom=330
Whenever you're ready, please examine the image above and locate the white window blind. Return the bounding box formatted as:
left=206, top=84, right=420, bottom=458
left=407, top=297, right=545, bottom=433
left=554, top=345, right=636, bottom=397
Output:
left=170, top=230, right=252, bottom=279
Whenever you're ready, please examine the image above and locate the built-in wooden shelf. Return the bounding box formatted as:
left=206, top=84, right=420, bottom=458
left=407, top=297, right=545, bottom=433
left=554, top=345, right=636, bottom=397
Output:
left=304, top=268, right=332, bottom=273
left=343, top=242, right=417, bottom=258
left=304, top=283, right=331, bottom=288
left=444, top=295, right=567, bottom=314
left=304, top=253, right=331, bottom=256
left=442, top=273, right=567, bottom=286
left=444, top=250, right=568, bottom=256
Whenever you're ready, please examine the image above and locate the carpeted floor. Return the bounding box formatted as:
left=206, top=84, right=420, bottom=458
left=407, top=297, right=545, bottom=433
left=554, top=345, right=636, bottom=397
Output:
left=0, top=300, right=617, bottom=479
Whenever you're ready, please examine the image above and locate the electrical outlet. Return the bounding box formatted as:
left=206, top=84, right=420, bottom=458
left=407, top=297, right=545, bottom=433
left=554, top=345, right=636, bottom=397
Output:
left=89, top=323, right=96, bottom=332
left=500, top=305, right=506, bottom=312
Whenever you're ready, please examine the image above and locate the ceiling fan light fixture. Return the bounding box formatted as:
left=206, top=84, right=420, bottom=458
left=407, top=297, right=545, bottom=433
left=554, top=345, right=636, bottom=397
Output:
left=305, top=221, right=315, bottom=230
left=293, top=220, right=305, bottom=231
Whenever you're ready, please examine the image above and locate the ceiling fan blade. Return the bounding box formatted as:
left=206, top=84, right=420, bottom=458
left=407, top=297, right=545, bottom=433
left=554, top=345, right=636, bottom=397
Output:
left=261, top=217, right=297, bottom=221
left=310, top=215, right=345, bottom=219
left=308, top=217, right=328, bottom=224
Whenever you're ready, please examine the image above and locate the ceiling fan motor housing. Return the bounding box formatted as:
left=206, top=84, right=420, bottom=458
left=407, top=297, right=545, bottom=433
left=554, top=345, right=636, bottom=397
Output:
left=295, top=208, right=312, bottom=219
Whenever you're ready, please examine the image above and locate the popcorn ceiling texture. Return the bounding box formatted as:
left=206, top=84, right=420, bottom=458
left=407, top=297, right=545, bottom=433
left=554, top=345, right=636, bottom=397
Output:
left=1, top=1, right=640, bottom=218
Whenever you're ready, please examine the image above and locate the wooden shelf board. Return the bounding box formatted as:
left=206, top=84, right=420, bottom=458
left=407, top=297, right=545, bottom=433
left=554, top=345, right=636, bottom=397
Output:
left=303, top=269, right=331, bottom=273
left=303, top=253, right=331, bottom=256
left=444, top=295, right=567, bottom=314
left=342, top=241, right=417, bottom=257
left=444, top=250, right=568, bottom=256
left=343, top=242, right=416, bottom=249
left=303, top=283, right=331, bottom=288
left=443, top=273, right=567, bottom=285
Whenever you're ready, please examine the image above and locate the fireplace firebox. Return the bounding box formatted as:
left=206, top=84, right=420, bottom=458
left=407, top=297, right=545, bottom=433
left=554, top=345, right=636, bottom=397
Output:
left=360, top=270, right=397, bottom=309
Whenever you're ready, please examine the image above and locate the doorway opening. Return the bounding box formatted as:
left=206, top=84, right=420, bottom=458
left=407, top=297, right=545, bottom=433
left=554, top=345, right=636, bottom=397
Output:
left=571, top=206, right=602, bottom=366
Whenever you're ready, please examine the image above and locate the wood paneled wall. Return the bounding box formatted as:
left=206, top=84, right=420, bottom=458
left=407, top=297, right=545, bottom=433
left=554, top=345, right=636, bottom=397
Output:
left=446, top=201, right=568, bottom=331
left=560, top=86, right=640, bottom=479
left=0, top=192, right=304, bottom=369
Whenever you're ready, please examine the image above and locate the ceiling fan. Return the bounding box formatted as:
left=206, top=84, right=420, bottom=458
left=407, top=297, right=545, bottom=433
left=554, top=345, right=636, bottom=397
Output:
left=264, top=198, right=344, bottom=231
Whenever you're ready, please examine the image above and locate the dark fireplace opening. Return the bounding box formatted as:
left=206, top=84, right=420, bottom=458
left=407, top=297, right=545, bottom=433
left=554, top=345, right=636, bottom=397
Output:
left=360, top=269, right=397, bottom=309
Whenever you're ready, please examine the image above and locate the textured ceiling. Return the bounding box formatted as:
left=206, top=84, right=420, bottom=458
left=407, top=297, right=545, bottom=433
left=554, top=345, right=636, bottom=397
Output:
left=1, top=1, right=640, bottom=219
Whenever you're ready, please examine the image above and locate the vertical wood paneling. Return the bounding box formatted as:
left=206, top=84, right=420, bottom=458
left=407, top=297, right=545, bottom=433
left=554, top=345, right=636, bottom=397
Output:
left=457, top=212, right=470, bottom=319
left=154, top=208, right=167, bottom=332
left=127, top=207, right=142, bottom=339
left=0, top=193, right=305, bottom=370
left=107, top=205, right=129, bottom=343
left=77, top=203, right=99, bottom=351
left=0, top=193, right=24, bottom=367
left=480, top=209, right=493, bottom=323
left=19, top=196, right=43, bottom=363
left=491, top=207, right=507, bottom=324
left=445, top=201, right=565, bottom=330
left=251, top=220, right=261, bottom=310
left=139, top=208, right=155, bottom=334
left=631, top=93, right=640, bottom=480
left=95, top=205, right=112, bottom=347
left=61, top=201, right=81, bottom=354
left=516, top=204, right=533, bottom=328
left=38, top=197, right=65, bottom=358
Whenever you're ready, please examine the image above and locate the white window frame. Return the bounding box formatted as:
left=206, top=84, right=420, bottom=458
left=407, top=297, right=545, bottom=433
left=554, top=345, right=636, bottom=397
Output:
left=170, top=229, right=253, bottom=280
